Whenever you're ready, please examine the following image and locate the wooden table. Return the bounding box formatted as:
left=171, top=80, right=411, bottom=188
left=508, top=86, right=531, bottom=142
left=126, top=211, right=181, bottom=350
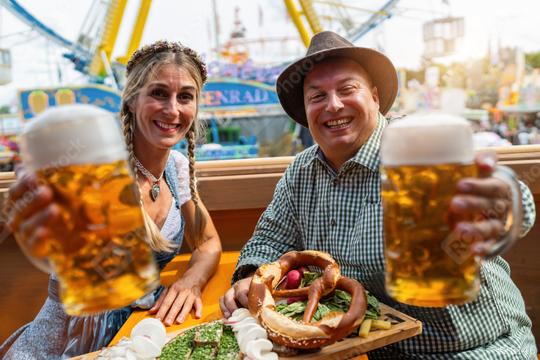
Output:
left=109, top=251, right=368, bottom=360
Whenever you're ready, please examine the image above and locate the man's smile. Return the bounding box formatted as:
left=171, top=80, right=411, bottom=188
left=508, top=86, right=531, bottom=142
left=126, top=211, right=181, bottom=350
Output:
left=325, top=117, right=353, bottom=129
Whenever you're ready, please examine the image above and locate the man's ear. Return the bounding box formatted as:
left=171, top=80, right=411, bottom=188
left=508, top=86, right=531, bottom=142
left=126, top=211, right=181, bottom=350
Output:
left=371, top=86, right=380, bottom=106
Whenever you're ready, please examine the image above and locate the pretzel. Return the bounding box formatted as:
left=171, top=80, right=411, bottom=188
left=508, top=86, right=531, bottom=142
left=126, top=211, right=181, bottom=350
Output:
left=247, top=250, right=367, bottom=349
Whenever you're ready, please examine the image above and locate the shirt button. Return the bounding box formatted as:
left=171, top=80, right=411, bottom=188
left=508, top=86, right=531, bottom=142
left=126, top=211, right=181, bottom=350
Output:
left=332, top=179, right=338, bottom=186
left=331, top=219, right=336, bottom=226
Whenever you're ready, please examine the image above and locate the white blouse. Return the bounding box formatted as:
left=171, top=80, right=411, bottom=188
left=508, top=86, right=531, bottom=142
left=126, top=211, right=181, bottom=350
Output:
left=159, top=150, right=192, bottom=242
left=169, top=150, right=192, bottom=206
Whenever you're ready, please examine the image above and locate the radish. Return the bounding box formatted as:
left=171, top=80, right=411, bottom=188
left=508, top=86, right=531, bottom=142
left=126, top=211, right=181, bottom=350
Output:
left=130, top=318, right=166, bottom=348
left=287, top=296, right=306, bottom=304
left=285, top=270, right=302, bottom=289
left=298, top=267, right=307, bottom=277
left=131, top=335, right=161, bottom=359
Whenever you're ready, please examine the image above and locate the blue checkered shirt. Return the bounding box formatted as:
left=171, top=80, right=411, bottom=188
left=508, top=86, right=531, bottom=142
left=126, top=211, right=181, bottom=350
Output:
left=233, top=115, right=537, bottom=359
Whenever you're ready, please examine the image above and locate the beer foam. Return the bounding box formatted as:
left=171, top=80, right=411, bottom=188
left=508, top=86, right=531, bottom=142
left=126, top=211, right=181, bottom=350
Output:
left=381, top=113, right=474, bottom=166
left=20, top=104, right=128, bottom=171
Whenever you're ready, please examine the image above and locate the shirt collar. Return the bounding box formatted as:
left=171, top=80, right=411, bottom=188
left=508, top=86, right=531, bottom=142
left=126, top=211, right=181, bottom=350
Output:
left=306, top=113, right=387, bottom=173
left=349, top=113, right=387, bottom=172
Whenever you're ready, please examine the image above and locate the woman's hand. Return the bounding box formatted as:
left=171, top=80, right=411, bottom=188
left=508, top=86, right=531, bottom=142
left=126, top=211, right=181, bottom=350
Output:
left=147, top=199, right=221, bottom=326
left=149, top=277, right=203, bottom=326
left=149, top=198, right=221, bottom=326
left=6, top=173, right=63, bottom=257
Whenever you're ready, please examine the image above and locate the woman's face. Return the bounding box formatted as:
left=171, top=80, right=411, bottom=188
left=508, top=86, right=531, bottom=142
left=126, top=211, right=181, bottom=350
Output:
left=131, top=63, right=198, bottom=151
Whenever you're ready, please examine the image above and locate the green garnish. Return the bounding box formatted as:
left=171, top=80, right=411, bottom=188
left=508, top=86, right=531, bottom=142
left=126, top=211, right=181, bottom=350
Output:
left=159, top=328, right=196, bottom=360
left=300, top=270, right=320, bottom=287
left=194, top=320, right=223, bottom=345
left=160, top=322, right=242, bottom=360
left=276, top=290, right=351, bottom=322
left=365, top=291, right=381, bottom=320
left=189, top=344, right=216, bottom=360
left=276, top=300, right=307, bottom=319
left=216, top=326, right=240, bottom=360
left=277, top=271, right=381, bottom=322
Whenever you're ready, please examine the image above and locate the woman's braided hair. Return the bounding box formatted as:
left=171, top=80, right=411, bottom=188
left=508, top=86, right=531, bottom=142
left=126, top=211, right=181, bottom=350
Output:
left=121, top=40, right=208, bottom=252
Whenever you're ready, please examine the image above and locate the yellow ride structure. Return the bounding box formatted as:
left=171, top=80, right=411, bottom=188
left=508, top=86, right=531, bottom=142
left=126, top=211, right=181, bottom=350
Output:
left=87, top=0, right=152, bottom=80
left=283, top=0, right=399, bottom=48
left=284, top=0, right=323, bottom=47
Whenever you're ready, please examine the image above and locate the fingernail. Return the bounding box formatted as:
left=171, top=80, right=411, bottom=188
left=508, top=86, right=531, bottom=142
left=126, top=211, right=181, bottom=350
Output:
left=483, top=156, right=496, bottom=168
left=457, top=182, right=472, bottom=192
left=224, top=311, right=230, bottom=318
left=471, top=242, right=484, bottom=254
left=457, top=222, right=472, bottom=232
left=452, top=198, right=467, bottom=210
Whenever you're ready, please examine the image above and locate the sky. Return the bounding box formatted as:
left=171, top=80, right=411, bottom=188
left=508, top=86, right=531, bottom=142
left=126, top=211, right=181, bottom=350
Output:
left=0, top=0, right=539, bottom=105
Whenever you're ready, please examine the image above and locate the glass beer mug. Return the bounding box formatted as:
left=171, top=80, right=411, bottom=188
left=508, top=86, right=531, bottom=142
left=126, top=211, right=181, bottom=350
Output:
left=380, top=114, right=522, bottom=307
left=17, top=104, right=159, bottom=315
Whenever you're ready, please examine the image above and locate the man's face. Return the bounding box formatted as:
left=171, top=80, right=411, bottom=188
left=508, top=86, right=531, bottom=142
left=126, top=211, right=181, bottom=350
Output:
left=303, top=58, right=380, bottom=167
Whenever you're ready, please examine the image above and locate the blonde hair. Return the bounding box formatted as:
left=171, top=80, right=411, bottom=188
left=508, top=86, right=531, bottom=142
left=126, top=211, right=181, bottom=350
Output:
left=120, top=41, right=208, bottom=252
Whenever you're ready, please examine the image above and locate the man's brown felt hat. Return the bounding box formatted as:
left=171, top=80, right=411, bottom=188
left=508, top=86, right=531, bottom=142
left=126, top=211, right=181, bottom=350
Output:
left=276, top=31, right=398, bottom=127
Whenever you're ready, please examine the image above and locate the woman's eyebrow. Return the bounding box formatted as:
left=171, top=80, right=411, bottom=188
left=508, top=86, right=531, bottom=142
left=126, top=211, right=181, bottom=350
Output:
left=147, top=82, right=196, bottom=92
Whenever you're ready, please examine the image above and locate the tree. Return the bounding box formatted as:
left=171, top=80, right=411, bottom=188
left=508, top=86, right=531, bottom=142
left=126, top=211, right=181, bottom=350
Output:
left=525, top=51, right=540, bottom=69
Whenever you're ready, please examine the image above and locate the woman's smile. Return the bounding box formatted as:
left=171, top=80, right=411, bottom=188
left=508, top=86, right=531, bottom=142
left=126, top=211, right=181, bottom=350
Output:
left=153, top=120, right=181, bottom=132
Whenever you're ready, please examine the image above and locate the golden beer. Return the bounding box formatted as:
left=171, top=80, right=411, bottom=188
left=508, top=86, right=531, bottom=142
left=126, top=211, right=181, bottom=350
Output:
left=19, top=105, right=159, bottom=315
left=381, top=163, right=479, bottom=306
left=380, top=114, right=478, bottom=307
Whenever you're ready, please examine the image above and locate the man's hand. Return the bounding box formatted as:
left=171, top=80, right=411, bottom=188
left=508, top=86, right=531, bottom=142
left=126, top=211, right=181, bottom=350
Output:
left=449, top=152, right=515, bottom=256
left=219, top=276, right=252, bottom=318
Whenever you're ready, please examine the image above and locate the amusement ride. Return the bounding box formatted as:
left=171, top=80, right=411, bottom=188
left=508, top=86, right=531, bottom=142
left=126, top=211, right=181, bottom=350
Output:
left=0, top=0, right=401, bottom=161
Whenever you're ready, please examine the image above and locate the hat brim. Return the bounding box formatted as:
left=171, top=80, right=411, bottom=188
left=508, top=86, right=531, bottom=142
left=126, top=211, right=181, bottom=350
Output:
left=276, top=47, right=398, bottom=127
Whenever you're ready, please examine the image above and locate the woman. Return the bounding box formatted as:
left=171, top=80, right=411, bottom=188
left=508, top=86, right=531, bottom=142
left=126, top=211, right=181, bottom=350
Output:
left=0, top=40, right=222, bottom=359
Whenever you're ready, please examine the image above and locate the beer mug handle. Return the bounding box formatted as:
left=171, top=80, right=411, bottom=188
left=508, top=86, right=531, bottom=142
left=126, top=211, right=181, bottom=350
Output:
left=484, top=165, right=524, bottom=257
left=14, top=232, right=54, bottom=274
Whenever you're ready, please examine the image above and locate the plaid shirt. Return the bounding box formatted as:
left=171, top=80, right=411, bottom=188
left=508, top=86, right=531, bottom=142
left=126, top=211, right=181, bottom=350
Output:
left=234, top=115, right=537, bottom=359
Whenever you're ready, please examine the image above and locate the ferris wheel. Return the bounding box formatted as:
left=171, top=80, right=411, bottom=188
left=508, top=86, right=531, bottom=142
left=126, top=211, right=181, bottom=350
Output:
left=213, top=0, right=402, bottom=68
left=0, top=0, right=150, bottom=87
left=283, top=0, right=400, bottom=47
left=0, top=0, right=401, bottom=87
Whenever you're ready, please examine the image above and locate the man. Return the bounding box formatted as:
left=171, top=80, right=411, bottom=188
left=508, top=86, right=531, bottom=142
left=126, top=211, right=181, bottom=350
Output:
left=219, top=31, right=537, bottom=359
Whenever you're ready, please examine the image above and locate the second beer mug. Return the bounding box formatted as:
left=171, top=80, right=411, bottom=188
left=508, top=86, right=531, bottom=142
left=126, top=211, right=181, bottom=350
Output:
left=18, top=104, right=159, bottom=316
left=380, top=114, right=522, bottom=307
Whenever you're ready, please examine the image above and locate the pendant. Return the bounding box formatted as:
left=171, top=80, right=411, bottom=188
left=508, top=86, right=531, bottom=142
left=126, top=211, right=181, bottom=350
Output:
left=150, top=183, right=160, bottom=201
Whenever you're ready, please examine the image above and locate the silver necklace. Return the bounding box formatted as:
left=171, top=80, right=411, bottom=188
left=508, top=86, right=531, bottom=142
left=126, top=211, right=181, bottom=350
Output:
left=133, top=156, right=164, bottom=201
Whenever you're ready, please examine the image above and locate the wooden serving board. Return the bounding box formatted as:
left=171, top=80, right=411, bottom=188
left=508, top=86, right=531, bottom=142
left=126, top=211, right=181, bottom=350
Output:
left=72, top=304, right=421, bottom=360
left=279, top=304, right=421, bottom=359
